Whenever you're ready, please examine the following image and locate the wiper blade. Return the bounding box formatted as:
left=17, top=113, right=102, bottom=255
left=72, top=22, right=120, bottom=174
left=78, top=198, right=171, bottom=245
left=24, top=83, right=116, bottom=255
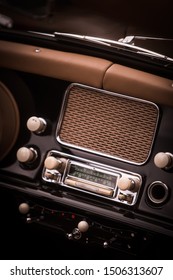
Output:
left=119, top=35, right=173, bottom=43
left=54, top=32, right=173, bottom=63
left=28, top=31, right=173, bottom=64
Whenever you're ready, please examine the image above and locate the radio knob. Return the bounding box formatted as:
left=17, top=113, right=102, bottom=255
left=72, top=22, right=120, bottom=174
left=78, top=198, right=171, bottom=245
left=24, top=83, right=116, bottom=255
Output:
left=77, top=220, right=89, bottom=233
left=154, top=152, right=173, bottom=169
left=118, top=176, right=140, bottom=192
left=18, top=203, right=30, bottom=214
left=44, top=156, right=62, bottom=170
left=44, top=156, right=67, bottom=173
left=16, top=147, right=37, bottom=163
left=27, top=116, right=47, bottom=133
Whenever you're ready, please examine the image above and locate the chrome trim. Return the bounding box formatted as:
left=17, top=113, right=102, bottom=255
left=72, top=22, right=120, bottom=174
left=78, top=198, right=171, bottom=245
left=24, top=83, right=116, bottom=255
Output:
left=42, top=150, right=142, bottom=206
left=56, top=83, right=159, bottom=165
left=164, top=152, right=173, bottom=170
left=28, top=31, right=173, bottom=62
left=54, top=32, right=173, bottom=62
left=147, top=181, right=169, bottom=205
left=28, top=31, right=55, bottom=38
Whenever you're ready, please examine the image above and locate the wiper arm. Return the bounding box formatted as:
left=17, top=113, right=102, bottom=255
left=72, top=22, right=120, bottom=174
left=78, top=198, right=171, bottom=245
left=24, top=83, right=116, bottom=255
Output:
left=119, top=35, right=173, bottom=43
left=29, top=31, right=173, bottom=63
left=54, top=32, right=173, bottom=62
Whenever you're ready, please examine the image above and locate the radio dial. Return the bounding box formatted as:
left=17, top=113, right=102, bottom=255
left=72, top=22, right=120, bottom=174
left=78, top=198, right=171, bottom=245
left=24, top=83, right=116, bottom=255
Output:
left=118, top=176, right=140, bottom=192
left=27, top=116, right=47, bottom=133
left=44, top=156, right=62, bottom=170
left=44, top=156, right=67, bottom=172
left=154, top=152, right=173, bottom=169
left=16, top=147, right=37, bottom=163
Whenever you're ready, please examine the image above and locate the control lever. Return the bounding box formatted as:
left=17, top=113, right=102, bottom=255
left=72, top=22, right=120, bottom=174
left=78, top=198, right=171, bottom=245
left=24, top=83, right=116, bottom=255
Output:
left=67, top=220, right=89, bottom=240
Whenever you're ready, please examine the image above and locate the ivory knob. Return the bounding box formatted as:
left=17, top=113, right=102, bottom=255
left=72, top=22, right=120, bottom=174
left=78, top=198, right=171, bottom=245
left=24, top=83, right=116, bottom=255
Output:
left=44, top=156, right=62, bottom=170
left=18, top=203, right=30, bottom=214
left=77, top=221, right=89, bottom=232
left=154, top=152, right=173, bottom=169
left=27, top=116, right=46, bottom=133
left=17, top=147, right=36, bottom=163
left=118, top=176, right=140, bottom=192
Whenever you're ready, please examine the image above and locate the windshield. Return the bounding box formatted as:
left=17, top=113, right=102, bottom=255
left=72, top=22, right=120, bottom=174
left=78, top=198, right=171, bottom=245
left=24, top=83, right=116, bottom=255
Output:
left=0, top=0, right=173, bottom=59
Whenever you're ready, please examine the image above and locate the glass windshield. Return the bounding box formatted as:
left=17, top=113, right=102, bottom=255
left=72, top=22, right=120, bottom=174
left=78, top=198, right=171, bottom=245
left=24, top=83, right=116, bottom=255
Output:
left=0, top=0, right=173, bottom=58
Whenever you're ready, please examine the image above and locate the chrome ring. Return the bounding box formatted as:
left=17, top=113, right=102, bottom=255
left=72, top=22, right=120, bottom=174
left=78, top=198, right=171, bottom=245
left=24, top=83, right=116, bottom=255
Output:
left=147, top=181, right=169, bottom=205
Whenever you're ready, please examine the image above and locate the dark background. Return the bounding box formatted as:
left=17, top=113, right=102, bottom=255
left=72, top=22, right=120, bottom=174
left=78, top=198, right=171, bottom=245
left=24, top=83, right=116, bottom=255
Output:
left=0, top=0, right=173, bottom=56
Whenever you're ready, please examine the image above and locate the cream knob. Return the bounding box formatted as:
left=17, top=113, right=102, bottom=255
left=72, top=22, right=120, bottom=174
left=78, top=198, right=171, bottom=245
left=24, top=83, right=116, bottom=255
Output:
left=16, top=147, right=36, bottom=163
left=118, top=176, right=140, bottom=192
left=154, top=152, right=173, bottom=169
left=18, top=203, right=30, bottom=214
left=44, top=156, right=62, bottom=170
left=27, top=116, right=46, bottom=133
left=77, top=221, right=89, bottom=232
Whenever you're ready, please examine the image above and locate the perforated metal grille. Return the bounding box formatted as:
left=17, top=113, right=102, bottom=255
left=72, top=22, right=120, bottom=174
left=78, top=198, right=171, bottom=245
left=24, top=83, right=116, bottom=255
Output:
left=57, top=84, right=159, bottom=164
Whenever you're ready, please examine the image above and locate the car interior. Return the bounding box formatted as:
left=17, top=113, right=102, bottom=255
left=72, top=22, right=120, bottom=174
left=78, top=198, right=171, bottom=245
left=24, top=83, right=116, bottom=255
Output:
left=0, top=0, right=173, bottom=260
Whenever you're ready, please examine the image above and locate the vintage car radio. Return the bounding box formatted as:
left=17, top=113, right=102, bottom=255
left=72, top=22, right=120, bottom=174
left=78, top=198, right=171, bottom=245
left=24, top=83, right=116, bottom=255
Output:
left=42, top=150, right=142, bottom=206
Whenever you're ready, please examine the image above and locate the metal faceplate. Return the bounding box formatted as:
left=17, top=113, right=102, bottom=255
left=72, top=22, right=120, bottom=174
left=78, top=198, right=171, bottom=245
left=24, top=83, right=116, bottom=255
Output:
left=42, top=150, right=142, bottom=206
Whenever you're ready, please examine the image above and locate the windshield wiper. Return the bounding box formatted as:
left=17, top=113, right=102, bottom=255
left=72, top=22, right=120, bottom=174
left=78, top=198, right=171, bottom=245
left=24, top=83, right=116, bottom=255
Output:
left=54, top=32, right=173, bottom=63
left=119, top=35, right=173, bottom=44
left=29, top=31, right=173, bottom=64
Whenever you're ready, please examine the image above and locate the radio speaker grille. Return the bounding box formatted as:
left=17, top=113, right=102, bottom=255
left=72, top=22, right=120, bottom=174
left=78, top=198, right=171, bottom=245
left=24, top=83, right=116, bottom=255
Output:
left=57, top=84, right=159, bottom=164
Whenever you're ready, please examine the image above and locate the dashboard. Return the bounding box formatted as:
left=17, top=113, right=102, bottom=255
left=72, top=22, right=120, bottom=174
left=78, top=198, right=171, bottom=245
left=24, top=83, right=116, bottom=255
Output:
left=0, top=36, right=173, bottom=259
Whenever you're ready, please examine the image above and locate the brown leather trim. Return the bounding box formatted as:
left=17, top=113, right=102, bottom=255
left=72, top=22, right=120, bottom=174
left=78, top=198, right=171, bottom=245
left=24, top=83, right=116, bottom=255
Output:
left=103, top=64, right=173, bottom=106
left=1, top=40, right=173, bottom=106
left=0, top=40, right=112, bottom=88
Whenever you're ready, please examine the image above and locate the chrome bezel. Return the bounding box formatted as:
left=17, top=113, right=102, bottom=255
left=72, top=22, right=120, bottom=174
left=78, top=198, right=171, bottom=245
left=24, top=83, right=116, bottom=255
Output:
left=42, top=150, right=142, bottom=206
left=56, top=83, right=159, bottom=165
left=147, top=181, right=169, bottom=205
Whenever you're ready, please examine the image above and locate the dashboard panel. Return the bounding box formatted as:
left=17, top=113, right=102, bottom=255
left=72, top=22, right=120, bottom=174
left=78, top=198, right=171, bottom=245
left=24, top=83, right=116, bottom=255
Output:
left=0, top=38, right=173, bottom=259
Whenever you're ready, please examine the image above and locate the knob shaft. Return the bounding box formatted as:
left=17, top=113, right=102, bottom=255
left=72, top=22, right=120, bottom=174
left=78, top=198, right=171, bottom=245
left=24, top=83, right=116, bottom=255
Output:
left=154, top=152, right=173, bottom=169
left=27, top=116, right=46, bottom=133
left=118, top=176, right=140, bottom=192
left=118, top=193, right=133, bottom=203
left=16, top=147, right=37, bottom=163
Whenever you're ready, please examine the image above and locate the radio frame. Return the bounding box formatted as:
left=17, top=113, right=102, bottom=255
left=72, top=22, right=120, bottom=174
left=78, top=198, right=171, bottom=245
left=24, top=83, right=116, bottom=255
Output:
left=42, top=150, right=142, bottom=206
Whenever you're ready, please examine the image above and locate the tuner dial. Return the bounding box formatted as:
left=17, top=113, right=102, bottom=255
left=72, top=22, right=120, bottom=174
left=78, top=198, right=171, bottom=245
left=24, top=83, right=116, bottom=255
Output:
left=118, top=176, right=140, bottom=192
left=154, top=152, right=173, bottom=169
left=16, top=147, right=37, bottom=163
left=44, top=156, right=66, bottom=172
left=27, top=116, right=47, bottom=133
